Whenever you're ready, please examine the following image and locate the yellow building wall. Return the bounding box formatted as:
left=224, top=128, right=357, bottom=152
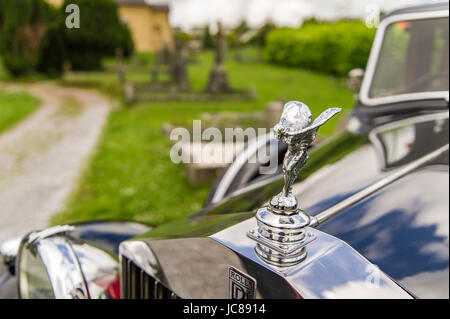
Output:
left=46, top=0, right=63, bottom=7
left=119, top=6, right=173, bottom=52
left=44, top=0, right=173, bottom=52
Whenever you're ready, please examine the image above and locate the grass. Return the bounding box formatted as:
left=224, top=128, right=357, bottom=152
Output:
left=51, top=48, right=355, bottom=227
left=0, top=89, right=40, bottom=134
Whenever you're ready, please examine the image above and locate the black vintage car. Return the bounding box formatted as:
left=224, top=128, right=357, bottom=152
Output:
left=0, top=2, right=448, bottom=299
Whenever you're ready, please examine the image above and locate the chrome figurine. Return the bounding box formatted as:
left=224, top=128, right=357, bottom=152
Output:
left=248, top=101, right=341, bottom=267
left=272, top=102, right=342, bottom=210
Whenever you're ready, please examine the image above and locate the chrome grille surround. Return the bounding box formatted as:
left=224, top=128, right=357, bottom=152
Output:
left=120, top=256, right=178, bottom=299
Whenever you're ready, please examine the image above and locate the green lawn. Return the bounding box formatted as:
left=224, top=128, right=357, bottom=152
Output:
left=0, top=89, right=40, bottom=134
left=52, top=49, right=354, bottom=226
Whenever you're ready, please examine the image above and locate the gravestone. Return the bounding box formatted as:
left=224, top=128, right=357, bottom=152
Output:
left=150, top=67, right=159, bottom=86
left=264, top=100, right=284, bottom=128
left=183, top=142, right=245, bottom=185
left=116, top=49, right=127, bottom=86
left=205, top=22, right=233, bottom=94
left=170, top=37, right=189, bottom=91
left=161, top=43, right=171, bottom=65
left=124, top=83, right=135, bottom=106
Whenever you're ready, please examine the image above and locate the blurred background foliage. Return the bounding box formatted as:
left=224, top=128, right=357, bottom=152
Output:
left=62, top=0, right=134, bottom=70
left=265, top=20, right=376, bottom=76
left=0, top=0, right=58, bottom=76
left=0, top=0, right=375, bottom=79
left=0, top=0, right=133, bottom=77
left=0, top=0, right=372, bottom=225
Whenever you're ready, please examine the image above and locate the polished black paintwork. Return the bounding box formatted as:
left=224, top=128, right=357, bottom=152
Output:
left=197, top=132, right=367, bottom=217
left=71, top=221, right=151, bottom=255
left=197, top=114, right=449, bottom=218
left=169, top=112, right=448, bottom=298
left=318, top=166, right=449, bottom=298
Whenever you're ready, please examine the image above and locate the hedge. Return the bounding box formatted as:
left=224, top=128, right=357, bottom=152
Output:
left=265, top=21, right=376, bottom=77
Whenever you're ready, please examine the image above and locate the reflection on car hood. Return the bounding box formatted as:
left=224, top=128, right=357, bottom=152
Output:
left=192, top=112, right=449, bottom=297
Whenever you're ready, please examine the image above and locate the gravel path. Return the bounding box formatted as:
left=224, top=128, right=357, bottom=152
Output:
left=0, top=83, right=112, bottom=242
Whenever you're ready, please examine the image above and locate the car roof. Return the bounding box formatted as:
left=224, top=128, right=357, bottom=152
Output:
left=385, top=2, right=449, bottom=18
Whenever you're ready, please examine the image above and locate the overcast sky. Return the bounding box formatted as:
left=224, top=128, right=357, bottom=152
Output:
left=147, top=0, right=443, bottom=30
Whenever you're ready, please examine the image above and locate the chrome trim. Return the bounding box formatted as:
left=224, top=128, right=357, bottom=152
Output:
left=211, top=218, right=413, bottom=298
left=35, top=236, right=89, bottom=299
left=247, top=229, right=316, bottom=256
left=119, top=242, right=177, bottom=299
left=228, top=266, right=256, bottom=299
left=17, top=225, right=120, bottom=299
left=210, top=132, right=273, bottom=204
left=359, top=10, right=449, bottom=106
left=70, top=242, right=120, bottom=299
left=368, top=111, right=449, bottom=170
left=0, top=235, right=23, bottom=274
left=310, top=143, right=449, bottom=227
left=119, top=241, right=160, bottom=279
left=27, top=225, right=75, bottom=244
left=0, top=236, right=23, bottom=260
left=17, top=228, right=90, bottom=299
left=119, top=240, right=162, bottom=298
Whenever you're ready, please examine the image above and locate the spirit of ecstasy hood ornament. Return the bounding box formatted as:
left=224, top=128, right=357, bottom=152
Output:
left=248, top=101, right=341, bottom=267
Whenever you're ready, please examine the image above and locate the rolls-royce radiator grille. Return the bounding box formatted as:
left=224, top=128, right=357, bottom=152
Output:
left=121, top=256, right=179, bottom=299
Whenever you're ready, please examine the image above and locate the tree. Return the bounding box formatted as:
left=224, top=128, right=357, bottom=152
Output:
left=0, top=0, right=5, bottom=30
left=36, top=22, right=67, bottom=76
left=234, top=20, right=249, bottom=38
left=249, top=21, right=276, bottom=47
left=0, top=0, right=57, bottom=76
left=62, top=0, right=134, bottom=70
left=202, top=25, right=214, bottom=50
left=0, top=0, right=133, bottom=76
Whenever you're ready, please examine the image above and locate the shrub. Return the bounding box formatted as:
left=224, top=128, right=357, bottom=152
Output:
left=202, top=25, right=214, bottom=50
left=265, top=21, right=376, bottom=77
left=36, top=23, right=67, bottom=76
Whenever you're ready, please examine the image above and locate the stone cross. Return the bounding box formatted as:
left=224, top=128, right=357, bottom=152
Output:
left=215, top=21, right=226, bottom=65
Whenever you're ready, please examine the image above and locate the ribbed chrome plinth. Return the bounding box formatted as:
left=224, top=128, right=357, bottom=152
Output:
left=247, top=199, right=315, bottom=267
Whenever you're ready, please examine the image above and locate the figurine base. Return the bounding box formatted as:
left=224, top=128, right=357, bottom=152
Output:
left=270, top=193, right=298, bottom=213
left=248, top=198, right=313, bottom=267
left=255, top=244, right=307, bottom=267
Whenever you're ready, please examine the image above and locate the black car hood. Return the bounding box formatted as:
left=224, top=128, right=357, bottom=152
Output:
left=135, top=111, right=449, bottom=298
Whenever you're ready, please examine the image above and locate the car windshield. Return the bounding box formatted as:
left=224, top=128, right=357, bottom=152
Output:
left=370, top=17, right=449, bottom=99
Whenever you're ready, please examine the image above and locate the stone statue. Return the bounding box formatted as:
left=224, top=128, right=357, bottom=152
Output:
left=205, top=21, right=232, bottom=94
left=215, top=21, right=226, bottom=65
